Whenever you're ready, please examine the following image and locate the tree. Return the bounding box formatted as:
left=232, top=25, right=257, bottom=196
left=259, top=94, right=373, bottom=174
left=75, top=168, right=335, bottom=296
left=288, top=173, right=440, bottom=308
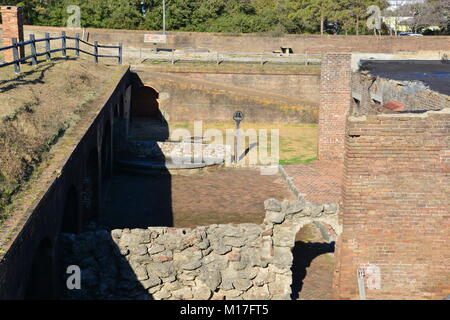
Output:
left=288, top=0, right=338, bottom=34
left=392, top=0, right=449, bottom=33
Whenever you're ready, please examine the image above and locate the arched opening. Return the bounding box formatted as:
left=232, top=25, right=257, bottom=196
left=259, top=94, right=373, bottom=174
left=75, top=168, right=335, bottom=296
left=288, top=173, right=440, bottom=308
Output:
left=290, top=222, right=336, bottom=300
left=114, top=103, right=119, bottom=118
left=61, top=186, right=79, bottom=234
left=82, top=148, right=99, bottom=222
left=118, top=94, right=124, bottom=119
left=25, top=238, right=54, bottom=300
left=101, top=120, right=112, bottom=182
left=130, top=86, right=160, bottom=121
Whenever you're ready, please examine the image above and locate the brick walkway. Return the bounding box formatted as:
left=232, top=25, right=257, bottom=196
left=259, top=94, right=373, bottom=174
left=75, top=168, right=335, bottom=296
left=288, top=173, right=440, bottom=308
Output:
left=103, top=167, right=296, bottom=230
left=283, top=160, right=344, bottom=203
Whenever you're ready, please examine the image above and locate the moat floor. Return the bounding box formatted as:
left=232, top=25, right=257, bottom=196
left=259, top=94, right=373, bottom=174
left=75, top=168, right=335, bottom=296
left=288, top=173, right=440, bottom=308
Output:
left=292, top=223, right=335, bottom=300
left=102, top=167, right=295, bottom=229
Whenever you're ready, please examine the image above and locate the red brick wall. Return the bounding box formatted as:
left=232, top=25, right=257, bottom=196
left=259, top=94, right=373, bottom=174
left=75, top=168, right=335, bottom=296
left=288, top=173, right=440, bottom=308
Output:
left=2, top=25, right=450, bottom=53
left=176, top=72, right=321, bottom=103
left=1, top=6, right=24, bottom=62
left=334, top=111, right=450, bottom=299
left=318, top=53, right=352, bottom=160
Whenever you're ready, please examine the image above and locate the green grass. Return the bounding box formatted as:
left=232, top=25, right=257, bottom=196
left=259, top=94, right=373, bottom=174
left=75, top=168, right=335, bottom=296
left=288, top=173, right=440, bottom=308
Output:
left=279, top=157, right=317, bottom=165
left=169, top=121, right=318, bottom=165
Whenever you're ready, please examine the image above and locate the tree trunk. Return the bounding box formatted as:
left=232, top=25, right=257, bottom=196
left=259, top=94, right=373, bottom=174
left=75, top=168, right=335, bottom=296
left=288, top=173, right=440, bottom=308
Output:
left=321, top=14, right=324, bottom=35
left=356, top=16, right=359, bottom=35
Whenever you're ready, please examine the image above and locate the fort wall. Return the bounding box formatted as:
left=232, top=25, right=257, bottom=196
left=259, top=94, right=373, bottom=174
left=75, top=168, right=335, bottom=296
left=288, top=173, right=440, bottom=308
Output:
left=135, top=71, right=319, bottom=124
left=2, top=25, right=450, bottom=54
left=334, top=110, right=450, bottom=299
left=168, top=72, right=321, bottom=103
left=0, top=67, right=130, bottom=299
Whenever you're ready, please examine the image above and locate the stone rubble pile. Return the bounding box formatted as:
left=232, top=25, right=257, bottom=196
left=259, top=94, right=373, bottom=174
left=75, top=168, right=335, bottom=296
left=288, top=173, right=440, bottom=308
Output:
left=59, top=198, right=339, bottom=300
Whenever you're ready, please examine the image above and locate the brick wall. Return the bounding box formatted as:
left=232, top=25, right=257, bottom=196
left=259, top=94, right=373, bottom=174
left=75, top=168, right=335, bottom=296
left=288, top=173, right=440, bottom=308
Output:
left=318, top=53, right=352, bottom=160
left=2, top=25, right=450, bottom=54
left=177, top=72, right=321, bottom=104
left=135, top=72, right=319, bottom=124
left=1, top=6, right=24, bottom=62
left=334, top=110, right=450, bottom=299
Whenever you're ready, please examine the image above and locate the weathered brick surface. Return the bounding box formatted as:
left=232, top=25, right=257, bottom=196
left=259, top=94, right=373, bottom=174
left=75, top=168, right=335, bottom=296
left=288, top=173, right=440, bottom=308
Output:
left=318, top=53, right=352, bottom=160
left=3, top=25, right=450, bottom=54
left=352, top=73, right=450, bottom=115
left=284, top=161, right=344, bottom=204
left=334, top=111, right=450, bottom=299
left=1, top=6, right=24, bottom=62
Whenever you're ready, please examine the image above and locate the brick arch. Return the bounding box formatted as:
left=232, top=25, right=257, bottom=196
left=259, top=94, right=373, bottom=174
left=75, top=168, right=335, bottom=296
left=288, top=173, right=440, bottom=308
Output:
left=61, top=185, right=80, bottom=234
left=24, top=238, right=54, bottom=299
left=263, top=198, right=341, bottom=299
left=81, top=147, right=99, bottom=222
left=131, top=86, right=160, bottom=120
left=290, top=221, right=337, bottom=300
left=101, top=119, right=112, bottom=182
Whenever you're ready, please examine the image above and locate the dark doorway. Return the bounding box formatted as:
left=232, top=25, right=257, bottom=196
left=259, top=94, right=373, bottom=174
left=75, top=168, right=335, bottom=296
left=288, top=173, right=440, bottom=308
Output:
left=101, top=120, right=112, bottom=182
left=61, top=186, right=79, bottom=234
left=118, top=94, right=124, bottom=119
left=130, top=86, right=160, bottom=120
left=82, top=148, right=99, bottom=222
left=290, top=223, right=335, bottom=300
left=25, top=239, right=54, bottom=300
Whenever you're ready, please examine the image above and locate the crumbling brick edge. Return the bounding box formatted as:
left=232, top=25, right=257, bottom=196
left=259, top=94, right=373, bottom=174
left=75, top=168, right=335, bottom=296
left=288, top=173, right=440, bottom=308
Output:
left=278, top=165, right=304, bottom=200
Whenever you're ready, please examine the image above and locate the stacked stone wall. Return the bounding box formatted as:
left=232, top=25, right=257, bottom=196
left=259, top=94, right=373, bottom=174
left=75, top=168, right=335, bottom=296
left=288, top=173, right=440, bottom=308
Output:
left=59, top=198, right=339, bottom=300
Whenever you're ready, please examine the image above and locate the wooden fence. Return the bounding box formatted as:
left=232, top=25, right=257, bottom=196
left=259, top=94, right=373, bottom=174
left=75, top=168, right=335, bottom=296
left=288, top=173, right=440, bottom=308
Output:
left=0, top=31, right=122, bottom=73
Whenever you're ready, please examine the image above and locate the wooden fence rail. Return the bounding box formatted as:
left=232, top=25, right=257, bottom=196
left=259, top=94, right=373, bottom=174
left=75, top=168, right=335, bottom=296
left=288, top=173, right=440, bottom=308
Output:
left=0, top=31, right=122, bottom=73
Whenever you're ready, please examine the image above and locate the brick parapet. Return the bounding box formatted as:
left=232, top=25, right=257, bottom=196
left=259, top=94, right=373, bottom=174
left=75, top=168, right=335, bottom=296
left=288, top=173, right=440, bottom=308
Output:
left=318, top=53, right=352, bottom=161
left=334, top=109, right=450, bottom=299
left=1, top=6, right=24, bottom=62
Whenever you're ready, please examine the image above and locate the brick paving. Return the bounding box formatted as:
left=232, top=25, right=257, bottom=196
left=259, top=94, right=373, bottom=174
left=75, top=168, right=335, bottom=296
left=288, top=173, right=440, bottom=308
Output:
left=283, top=160, right=344, bottom=203
left=103, top=167, right=295, bottom=229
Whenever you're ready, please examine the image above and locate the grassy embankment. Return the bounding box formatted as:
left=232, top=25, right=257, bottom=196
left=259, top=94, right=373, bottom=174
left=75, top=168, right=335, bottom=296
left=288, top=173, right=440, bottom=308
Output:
left=0, top=56, right=122, bottom=225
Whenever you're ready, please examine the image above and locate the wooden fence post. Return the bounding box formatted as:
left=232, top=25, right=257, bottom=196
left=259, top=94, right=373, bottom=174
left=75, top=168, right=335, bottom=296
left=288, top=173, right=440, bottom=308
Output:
left=118, top=43, right=122, bottom=65
left=12, top=38, right=20, bottom=73
left=45, top=32, right=51, bottom=61
left=61, top=31, right=67, bottom=57
left=75, top=33, right=80, bottom=57
left=30, top=34, right=37, bottom=66
left=94, top=41, right=99, bottom=63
